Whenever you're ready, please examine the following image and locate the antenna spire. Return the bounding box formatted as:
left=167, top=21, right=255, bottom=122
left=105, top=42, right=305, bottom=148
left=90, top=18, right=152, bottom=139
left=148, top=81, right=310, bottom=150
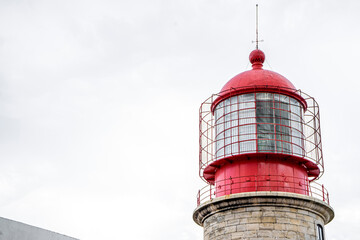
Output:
left=253, top=4, right=263, bottom=49
left=256, top=4, right=259, bottom=49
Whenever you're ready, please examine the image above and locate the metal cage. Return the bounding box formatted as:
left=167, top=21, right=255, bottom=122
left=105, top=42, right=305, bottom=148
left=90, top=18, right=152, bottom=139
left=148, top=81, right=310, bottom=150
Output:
left=199, top=86, right=323, bottom=182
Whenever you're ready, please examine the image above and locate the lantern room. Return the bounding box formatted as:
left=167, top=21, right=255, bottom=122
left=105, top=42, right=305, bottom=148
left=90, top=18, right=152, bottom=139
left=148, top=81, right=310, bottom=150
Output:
left=198, top=49, right=325, bottom=200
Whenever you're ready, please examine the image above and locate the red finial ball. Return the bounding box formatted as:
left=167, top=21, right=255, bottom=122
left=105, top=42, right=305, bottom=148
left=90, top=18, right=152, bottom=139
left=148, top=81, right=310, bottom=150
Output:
left=249, top=49, right=265, bottom=66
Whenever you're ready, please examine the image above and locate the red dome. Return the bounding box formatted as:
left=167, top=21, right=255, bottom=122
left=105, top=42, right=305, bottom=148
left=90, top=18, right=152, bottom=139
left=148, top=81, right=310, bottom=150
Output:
left=212, top=50, right=306, bottom=110
left=220, top=68, right=296, bottom=92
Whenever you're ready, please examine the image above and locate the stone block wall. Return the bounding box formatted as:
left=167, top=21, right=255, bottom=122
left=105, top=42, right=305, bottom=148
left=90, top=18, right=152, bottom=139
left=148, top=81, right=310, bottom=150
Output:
left=193, top=192, right=334, bottom=240
left=203, top=205, right=324, bottom=240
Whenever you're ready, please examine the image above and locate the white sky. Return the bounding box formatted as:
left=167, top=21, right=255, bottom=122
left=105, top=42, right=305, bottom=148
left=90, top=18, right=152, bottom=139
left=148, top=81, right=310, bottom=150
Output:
left=0, top=0, right=358, bottom=239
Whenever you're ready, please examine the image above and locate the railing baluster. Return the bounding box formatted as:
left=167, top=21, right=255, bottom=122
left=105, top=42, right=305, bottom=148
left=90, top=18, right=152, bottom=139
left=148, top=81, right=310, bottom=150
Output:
left=327, top=192, right=329, bottom=204
left=197, top=175, right=330, bottom=206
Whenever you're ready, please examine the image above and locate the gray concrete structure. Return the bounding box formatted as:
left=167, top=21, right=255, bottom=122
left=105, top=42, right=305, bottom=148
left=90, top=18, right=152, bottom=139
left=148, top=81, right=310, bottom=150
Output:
left=193, top=192, right=334, bottom=240
left=0, top=217, right=78, bottom=240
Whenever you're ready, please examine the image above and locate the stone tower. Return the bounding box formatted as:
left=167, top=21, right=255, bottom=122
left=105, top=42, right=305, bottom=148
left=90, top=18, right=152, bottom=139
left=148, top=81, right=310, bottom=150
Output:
left=193, top=49, right=334, bottom=240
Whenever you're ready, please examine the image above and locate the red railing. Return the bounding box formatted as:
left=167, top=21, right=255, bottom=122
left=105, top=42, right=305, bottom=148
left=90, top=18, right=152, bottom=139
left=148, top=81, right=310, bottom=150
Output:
left=196, top=175, right=330, bottom=206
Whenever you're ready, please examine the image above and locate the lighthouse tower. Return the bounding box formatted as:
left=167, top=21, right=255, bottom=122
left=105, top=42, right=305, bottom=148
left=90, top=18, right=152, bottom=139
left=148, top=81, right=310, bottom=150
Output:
left=193, top=49, right=334, bottom=239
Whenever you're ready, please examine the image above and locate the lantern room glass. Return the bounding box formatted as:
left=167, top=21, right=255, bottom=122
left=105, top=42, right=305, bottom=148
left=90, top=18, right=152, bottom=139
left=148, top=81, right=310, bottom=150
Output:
left=214, top=93, right=304, bottom=159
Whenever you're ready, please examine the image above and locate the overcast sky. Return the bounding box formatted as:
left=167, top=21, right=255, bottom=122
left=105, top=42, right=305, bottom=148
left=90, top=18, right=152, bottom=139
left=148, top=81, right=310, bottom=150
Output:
left=0, top=0, right=359, bottom=239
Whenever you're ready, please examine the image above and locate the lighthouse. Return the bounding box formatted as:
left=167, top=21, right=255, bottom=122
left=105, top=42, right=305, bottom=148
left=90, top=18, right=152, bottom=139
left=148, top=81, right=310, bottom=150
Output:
left=193, top=48, right=334, bottom=239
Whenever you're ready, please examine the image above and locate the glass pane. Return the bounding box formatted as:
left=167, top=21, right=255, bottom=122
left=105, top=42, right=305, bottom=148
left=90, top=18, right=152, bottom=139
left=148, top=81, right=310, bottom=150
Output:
left=256, top=92, right=273, bottom=100
left=239, top=109, right=255, bottom=124
left=239, top=125, right=256, bottom=141
left=225, top=117, right=231, bottom=129
left=231, top=111, right=238, bottom=120
left=255, top=93, right=304, bottom=154
left=240, top=140, right=256, bottom=153
left=256, top=93, right=274, bottom=152
left=224, top=98, right=230, bottom=106
left=231, top=119, right=239, bottom=127
left=274, top=94, right=280, bottom=101
left=216, top=148, right=224, bottom=159
left=239, top=93, right=255, bottom=109
left=225, top=129, right=231, bottom=138
left=232, top=142, right=239, bottom=154
left=230, top=96, right=238, bottom=104
left=225, top=105, right=230, bottom=115
left=214, top=93, right=305, bottom=158
left=241, top=93, right=255, bottom=101
left=231, top=103, right=238, bottom=112
left=215, top=104, right=224, bottom=123
left=258, top=139, right=275, bottom=152
left=292, top=129, right=302, bottom=144
left=216, top=123, right=224, bottom=137
left=256, top=101, right=273, bottom=120
left=257, top=124, right=275, bottom=137
left=280, top=94, right=289, bottom=103
left=225, top=145, right=231, bottom=156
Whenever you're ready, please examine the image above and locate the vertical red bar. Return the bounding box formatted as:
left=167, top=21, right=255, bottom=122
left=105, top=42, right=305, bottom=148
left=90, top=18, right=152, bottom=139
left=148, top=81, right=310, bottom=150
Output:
left=327, top=192, right=329, bottom=204
left=322, top=184, right=325, bottom=202
left=197, top=190, right=200, bottom=206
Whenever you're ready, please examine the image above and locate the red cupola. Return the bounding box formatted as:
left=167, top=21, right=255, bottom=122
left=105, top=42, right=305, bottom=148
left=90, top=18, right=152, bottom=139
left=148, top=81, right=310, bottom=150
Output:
left=198, top=49, right=326, bottom=201
left=212, top=49, right=307, bottom=112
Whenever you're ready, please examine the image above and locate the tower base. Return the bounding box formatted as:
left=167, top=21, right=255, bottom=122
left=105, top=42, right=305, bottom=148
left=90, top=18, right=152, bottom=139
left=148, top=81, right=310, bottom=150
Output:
left=193, top=192, right=334, bottom=240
